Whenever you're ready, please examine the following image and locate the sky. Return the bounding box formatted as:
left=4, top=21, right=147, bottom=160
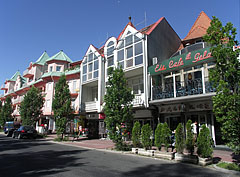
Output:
left=0, top=0, right=239, bottom=92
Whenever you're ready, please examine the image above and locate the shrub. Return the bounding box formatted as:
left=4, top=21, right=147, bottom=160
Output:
left=162, top=122, right=171, bottom=152
left=132, top=121, right=141, bottom=148
left=185, top=120, right=194, bottom=154
left=175, top=123, right=185, bottom=154
left=154, top=123, right=163, bottom=150
left=197, top=124, right=213, bottom=158
left=141, top=124, right=152, bottom=150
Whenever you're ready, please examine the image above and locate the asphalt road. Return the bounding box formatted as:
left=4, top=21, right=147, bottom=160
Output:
left=0, top=134, right=235, bottom=177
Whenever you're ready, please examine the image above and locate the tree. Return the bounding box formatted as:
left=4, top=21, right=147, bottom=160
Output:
left=104, top=67, right=134, bottom=150
left=185, top=120, right=194, bottom=154
left=175, top=123, right=185, bottom=154
left=141, top=124, right=152, bottom=150
left=132, top=121, right=141, bottom=148
left=154, top=123, right=163, bottom=151
left=161, top=122, right=171, bottom=152
left=20, top=86, right=44, bottom=126
left=52, top=75, right=72, bottom=140
left=197, top=124, right=213, bottom=158
left=0, top=96, right=13, bottom=127
left=204, top=16, right=240, bottom=153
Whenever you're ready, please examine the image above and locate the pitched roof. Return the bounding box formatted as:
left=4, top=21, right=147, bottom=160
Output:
left=117, top=21, right=135, bottom=41
left=141, top=17, right=164, bottom=35
left=8, top=71, right=21, bottom=82
left=183, top=11, right=211, bottom=41
left=46, top=50, right=73, bottom=63
left=33, top=51, right=50, bottom=65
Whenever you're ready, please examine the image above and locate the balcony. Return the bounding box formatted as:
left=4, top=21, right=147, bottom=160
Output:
left=0, top=84, right=7, bottom=90
left=23, top=69, right=34, bottom=78
left=81, top=101, right=98, bottom=112
left=132, top=94, right=144, bottom=107
left=152, top=78, right=216, bottom=101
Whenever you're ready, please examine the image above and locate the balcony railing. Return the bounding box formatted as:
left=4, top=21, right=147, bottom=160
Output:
left=152, top=78, right=216, bottom=100
left=81, top=101, right=98, bottom=112
left=23, top=69, right=34, bottom=78
left=132, top=94, right=144, bottom=106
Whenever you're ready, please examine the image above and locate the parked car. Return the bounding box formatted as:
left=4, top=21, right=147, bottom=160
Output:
left=12, top=126, right=37, bottom=139
left=4, top=121, right=20, bottom=137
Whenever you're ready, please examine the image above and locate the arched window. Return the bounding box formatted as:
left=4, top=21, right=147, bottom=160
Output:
left=106, top=40, right=115, bottom=75
left=82, top=49, right=99, bottom=82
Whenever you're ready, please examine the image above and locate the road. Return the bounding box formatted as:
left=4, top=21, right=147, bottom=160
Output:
left=0, top=134, right=235, bottom=177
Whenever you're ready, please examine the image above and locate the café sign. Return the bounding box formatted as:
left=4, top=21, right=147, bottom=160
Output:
left=148, top=47, right=214, bottom=75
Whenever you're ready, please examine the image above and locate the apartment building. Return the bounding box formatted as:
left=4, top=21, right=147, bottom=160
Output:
left=1, top=11, right=225, bottom=144
left=1, top=50, right=80, bottom=133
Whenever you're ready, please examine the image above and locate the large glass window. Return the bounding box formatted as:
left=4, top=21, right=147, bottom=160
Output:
left=116, top=31, right=143, bottom=69
left=128, top=77, right=144, bottom=94
left=82, top=50, right=99, bottom=82
left=106, top=40, right=115, bottom=75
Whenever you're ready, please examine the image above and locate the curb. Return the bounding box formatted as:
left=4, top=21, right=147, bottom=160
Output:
left=212, top=164, right=240, bottom=176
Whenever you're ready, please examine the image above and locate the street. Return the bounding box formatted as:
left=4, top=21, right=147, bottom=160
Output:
left=0, top=134, right=234, bottom=177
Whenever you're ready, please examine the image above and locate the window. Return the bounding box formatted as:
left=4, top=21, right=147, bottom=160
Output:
left=82, top=50, right=99, bottom=82
left=56, top=66, right=61, bottom=72
left=116, top=31, right=143, bottom=69
left=106, top=40, right=115, bottom=76
left=49, top=66, right=53, bottom=72
left=92, top=87, right=98, bottom=101
left=128, top=77, right=144, bottom=94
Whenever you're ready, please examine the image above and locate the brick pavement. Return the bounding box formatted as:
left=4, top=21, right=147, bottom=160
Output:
left=43, top=133, right=240, bottom=163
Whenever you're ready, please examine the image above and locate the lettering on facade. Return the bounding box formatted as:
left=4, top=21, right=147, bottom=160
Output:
left=153, top=49, right=213, bottom=74
left=155, top=64, right=166, bottom=72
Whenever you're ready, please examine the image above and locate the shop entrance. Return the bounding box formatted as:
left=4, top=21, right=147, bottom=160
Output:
left=165, top=115, right=181, bottom=131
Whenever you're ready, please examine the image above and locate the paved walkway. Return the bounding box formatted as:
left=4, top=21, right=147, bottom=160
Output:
left=45, top=133, right=239, bottom=164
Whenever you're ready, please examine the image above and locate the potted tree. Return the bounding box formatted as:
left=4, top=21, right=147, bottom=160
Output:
left=131, top=121, right=141, bottom=154
left=138, top=124, right=154, bottom=156
left=174, top=123, right=197, bottom=163
left=154, top=123, right=174, bottom=160
left=197, top=124, right=213, bottom=166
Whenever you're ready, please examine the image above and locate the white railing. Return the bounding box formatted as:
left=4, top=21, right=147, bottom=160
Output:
left=132, top=94, right=144, bottom=106
left=85, top=101, right=98, bottom=112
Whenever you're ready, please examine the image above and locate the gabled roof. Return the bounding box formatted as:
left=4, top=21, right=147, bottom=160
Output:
left=8, top=71, right=21, bottom=82
left=183, top=11, right=211, bottom=41
left=117, top=21, right=135, bottom=41
left=46, top=50, right=73, bottom=63
left=140, top=17, right=164, bottom=35
left=33, top=51, right=50, bottom=65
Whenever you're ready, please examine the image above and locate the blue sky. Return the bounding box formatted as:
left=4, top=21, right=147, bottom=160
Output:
left=0, top=0, right=239, bottom=91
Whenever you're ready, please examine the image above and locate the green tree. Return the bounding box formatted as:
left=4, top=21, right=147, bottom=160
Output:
left=197, top=124, right=213, bottom=158
left=104, top=67, right=134, bottom=150
left=20, top=86, right=44, bottom=126
left=175, top=123, right=185, bottom=154
left=154, top=123, right=163, bottom=150
left=0, top=96, right=13, bottom=127
left=52, top=75, right=72, bottom=140
left=185, top=120, right=194, bottom=154
left=132, top=121, right=141, bottom=148
left=204, top=16, right=240, bottom=153
left=141, top=124, right=152, bottom=150
left=161, top=122, right=171, bottom=152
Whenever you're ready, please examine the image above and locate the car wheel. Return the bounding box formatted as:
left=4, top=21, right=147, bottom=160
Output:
left=6, top=131, right=10, bottom=137
left=17, top=134, right=21, bottom=139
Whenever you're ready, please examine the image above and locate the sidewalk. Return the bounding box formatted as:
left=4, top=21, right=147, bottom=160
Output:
left=45, top=134, right=239, bottom=164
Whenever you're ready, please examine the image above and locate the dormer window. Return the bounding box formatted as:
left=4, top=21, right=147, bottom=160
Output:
left=56, top=66, right=61, bottom=72
left=50, top=66, right=53, bottom=72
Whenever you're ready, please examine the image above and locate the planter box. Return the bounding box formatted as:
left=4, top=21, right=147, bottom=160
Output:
left=138, top=148, right=154, bottom=157
left=154, top=151, right=174, bottom=160
left=132, top=148, right=138, bottom=154
left=198, top=157, right=212, bottom=166
left=175, top=153, right=198, bottom=164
